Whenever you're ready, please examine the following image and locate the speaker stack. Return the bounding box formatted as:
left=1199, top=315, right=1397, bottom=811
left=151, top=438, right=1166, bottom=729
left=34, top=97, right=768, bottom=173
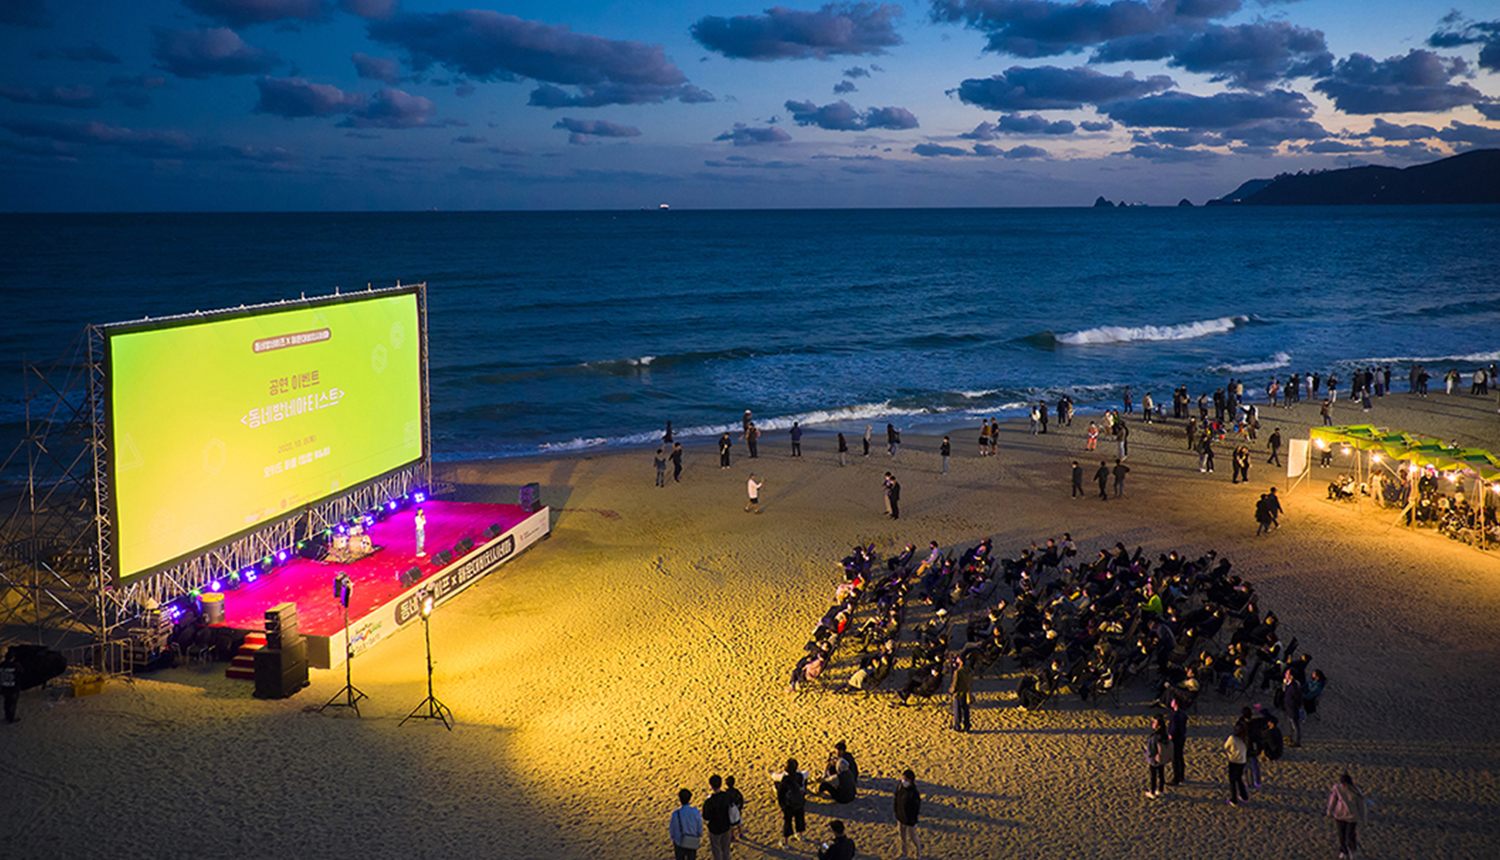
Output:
left=430, top=549, right=453, bottom=567
left=453, top=536, right=474, bottom=556
left=483, top=522, right=504, bottom=539
left=399, top=566, right=423, bottom=588
left=255, top=602, right=309, bottom=699
left=518, top=482, right=541, bottom=513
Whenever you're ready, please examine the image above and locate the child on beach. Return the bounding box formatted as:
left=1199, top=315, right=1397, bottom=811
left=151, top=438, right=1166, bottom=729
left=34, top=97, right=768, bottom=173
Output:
left=1086, top=421, right=1098, bottom=451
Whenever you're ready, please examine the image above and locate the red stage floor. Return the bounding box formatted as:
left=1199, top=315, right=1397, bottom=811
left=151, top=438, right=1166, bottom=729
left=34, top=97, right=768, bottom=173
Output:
left=219, top=501, right=528, bottom=637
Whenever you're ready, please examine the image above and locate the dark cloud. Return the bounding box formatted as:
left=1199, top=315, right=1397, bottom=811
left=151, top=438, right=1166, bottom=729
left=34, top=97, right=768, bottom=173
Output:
left=1122, top=142, right=1221, bottom=162
left=552, top=117, right=642, bottom=144
left=340, top=0, right=396, bottom=18
left=352, top=52, right=400, bottom=84
left=1005, top=143, right=1048, bottom=158
left=843, top=66, right=871, bottom=78
left=1429, top=13, right=1500, bottom=72
left=1476, top=103, right=1500, bottom=122
left=691, top=3, right=902, bottom=61
left=702, top=155, right=801, bottom=168
left=1359, top=117, right=1438, bottom=140
left=182, top=0, right=328, bottom=27
left=254, top=77, right=364, bottom=117
left=912, top=143, right=969, bottom=157
left=0, top=0, right=50, bottom=28
left=1103, top=88, right=1313, bottom=129
left=1312, top=50, right=1482, bottom=115
left=1163, top=22, right=1331, bottom=89
left=715, top=123, right=793, bottom=145
left=152, top=27, right=281, bottom=79
left=1002, top=113, right=1076, bottom=134
left=912, top=141, right=1045, bottom=157
left=1300, top=139, right=1370, bottom=154
left=959, top=121, right=998, bottom=140
left=1438, top=121, right=1500, bottom=148
left=368, top=10, right=710, bottom=107
left=336, top=88, right=436, bottom=128
left=785, top=99, right=917, bottom=130
left=452, top=135, right=486, bottom=144
left=971, top=143, right=1003, bottom=156
left=0, top=84, right=100, bottom=109
left=33, top=42, right=121, bottom=63
left=0, top=118, right=295, bottom=164
left=929, top=0, right=1241, bottom=58
left=1132, top=128, right=1222, bottom=147
left=951, top=65, right=1173, bottom=111
left=107, top=74, right=167, bottom=109
left=833, top=80, right=857, bottom=93
left=1080, top=119, right=1114, bottom=131
left=1218, top=117, right=1327, bottom=146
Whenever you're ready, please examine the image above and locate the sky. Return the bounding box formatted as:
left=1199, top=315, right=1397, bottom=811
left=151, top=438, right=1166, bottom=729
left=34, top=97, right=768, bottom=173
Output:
left=2, top=0, right=1499, bottom=210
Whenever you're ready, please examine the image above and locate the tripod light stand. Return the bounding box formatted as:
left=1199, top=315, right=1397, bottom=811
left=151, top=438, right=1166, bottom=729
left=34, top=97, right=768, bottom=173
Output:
left=320, top=571, right=368, bottom=715
left=400, top=587, right=453, bottom=730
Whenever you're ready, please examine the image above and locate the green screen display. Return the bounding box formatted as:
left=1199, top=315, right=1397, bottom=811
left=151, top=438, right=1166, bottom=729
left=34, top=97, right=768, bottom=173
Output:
left=108, top=291, right=423, bottom=582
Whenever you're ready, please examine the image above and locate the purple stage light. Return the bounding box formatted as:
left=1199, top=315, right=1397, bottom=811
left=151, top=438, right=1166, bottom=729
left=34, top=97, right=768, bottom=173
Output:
left=414, top=492, right=426, bottom=504
left=276, top=551, right=289, bottom=563
left=210, top=580, right=222, bottom=592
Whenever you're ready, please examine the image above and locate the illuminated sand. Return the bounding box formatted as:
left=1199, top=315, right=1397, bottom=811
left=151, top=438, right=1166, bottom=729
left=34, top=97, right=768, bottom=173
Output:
left=4, top=392, right=1500, bottom=859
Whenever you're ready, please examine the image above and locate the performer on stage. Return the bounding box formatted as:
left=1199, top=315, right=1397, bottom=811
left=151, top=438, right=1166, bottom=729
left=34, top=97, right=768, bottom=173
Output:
left=415, top=507, right=426, bottom=557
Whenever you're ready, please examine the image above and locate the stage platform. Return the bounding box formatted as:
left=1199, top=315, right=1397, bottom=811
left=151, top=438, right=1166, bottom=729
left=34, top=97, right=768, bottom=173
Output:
left=217, top=500, right=550, bottom=668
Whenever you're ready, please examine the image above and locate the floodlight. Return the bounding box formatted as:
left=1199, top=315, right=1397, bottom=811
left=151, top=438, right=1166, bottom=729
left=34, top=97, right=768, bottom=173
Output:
left=414, top=492, right=426, bottom=504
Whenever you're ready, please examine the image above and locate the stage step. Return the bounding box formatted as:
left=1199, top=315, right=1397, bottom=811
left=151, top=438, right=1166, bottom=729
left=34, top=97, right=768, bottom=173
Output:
left=226, top=632, right=267, bottom=681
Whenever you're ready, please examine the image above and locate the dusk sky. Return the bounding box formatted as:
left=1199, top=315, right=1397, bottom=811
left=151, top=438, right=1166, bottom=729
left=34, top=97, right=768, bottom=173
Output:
left=3, top=0, right=1499, bottom=210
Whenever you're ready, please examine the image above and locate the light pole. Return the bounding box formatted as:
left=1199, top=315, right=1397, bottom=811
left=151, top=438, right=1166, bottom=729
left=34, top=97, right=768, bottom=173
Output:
left=400, top=587, right=453, bottom=730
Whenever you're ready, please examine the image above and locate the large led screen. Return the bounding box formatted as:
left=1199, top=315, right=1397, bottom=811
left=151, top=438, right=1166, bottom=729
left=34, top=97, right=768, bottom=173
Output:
left=107, top=290, right=423, bottom=582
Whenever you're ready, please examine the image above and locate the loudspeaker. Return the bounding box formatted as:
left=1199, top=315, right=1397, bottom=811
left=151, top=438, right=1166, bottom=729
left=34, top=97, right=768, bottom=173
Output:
left=253, top=638, right=308, bottom=699
left=519, top=482, right=541, bottom=513
left=431, top=549, right=453, bottom=567
left=482, top=522, right=503, bottom=539
left=399, top=566, right=423, bottom=588
left=265, top=602, right=299, bottom=649
left=453, top=536, right=474, bottom=555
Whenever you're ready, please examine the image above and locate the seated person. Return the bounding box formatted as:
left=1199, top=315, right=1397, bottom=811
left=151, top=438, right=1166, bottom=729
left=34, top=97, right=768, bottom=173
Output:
left=1302, top=669, right=1327, bottom=714
left=1153, top=666, right=1200, bottom=708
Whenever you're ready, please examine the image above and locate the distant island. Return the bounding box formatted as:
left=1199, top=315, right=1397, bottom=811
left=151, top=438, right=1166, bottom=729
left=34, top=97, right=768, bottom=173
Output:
left=1206, top=148, right=1500, bottom=206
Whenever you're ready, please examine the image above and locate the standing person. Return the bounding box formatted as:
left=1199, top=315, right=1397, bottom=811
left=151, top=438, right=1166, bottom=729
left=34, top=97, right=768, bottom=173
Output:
left=837, top=433, right=848, bottom=467
left=671, top=442, right=684, bottom=483
left=863, top=425, right=871, bottom=457
left=718, top=433, right=732, bottom=469
left=883, top=472, right=894, bottom=517
left=1071, top=460, right=1085, bottom=498
left=771, top=760, right=808, bottom=849
left=1198, top=435, right=1215, bottom=473
left=1167, top=696, right=1188, bottom=785
left=988, top=418, right=998, bottom=456
left=1112, top=458, right=1130, bottom=497
left=1, top=648, right=19, bottom=724
left=1255, top=493, right=1274, bottom=536
left=413, top=506, right=426, bottom=557
left=888, top=474, right=901, bottom=520
left=1325, top=772, right=1369, bottom=860
left=664, top=421, right=675, bottom=445
left=745, top=422, right=760, bottom=459
left=887, top=423, right=900, bottom=457
left=1123, top=386, right=1133, bottom=414
left=1038, top=401, right=1049, bottom=434
left=671, top=788, right=705, bottom=860
left=702, top=775, right=734, bottom=860
left=1187, top=416, right=1198, bottom=452
left=743, top=410, right=754, bottom=437
left=940, top=436, right=951, bottom=475
left=745, top=474, right=763, bottom=514
left=1267, top=428, right=1283, bottom=467
left=1267, top=486, right=1283, bottom=529
left=790, top=422, right=803, bottom=458
left=1232, top=446, right=1251, bottom=484
left=724, top=776, right=745, bottom=843
left=818, top=820, right=856, bottom=860
left=977, top=421, right=990, bottom=456
left=950, top=653, right=973, bottom=732
left=1028, top=404, right=1039, bottom=435
left=1327, top=372, right=1339, bottom=403
left=894, top=769, right=922, bottom=859
left=1142, top=392, right=1154, bottom=423
left=1321, top=399, right=1332, bottom=426
left=1282, top=668, right=1305, bottom=747
left=1146, top=715, right=1172, bottom=798
left=1094, top=460, right=1110, bottom=501
left=1225, top=723, right=1250, bottom=806
left=1086, top=421, right=1099, bottom=451
left=654, top=447, right=668, bottom=488
left=1116, top=420, right=1130, bottom=458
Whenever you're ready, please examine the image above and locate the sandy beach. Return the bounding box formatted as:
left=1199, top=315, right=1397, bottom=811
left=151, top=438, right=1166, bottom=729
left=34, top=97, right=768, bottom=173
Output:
left=4, top=389, right=1500, bottom=860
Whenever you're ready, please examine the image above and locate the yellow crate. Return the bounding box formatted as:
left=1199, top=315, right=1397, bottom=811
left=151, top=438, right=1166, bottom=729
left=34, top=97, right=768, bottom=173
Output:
left=70, top=675, right=105, bottom=697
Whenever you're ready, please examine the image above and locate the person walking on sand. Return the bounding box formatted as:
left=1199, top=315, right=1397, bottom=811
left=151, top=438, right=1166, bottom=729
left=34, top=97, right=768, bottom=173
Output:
left=837, top=433, right=848, bottom=467
left=1225, top=723, right=1250, bottom=806
left=950, top=653, right=973, bottom=732
left=894, top=769, right=922, bottom=859
left=745, top=474, right=763, bottom=514
left=1198, top=435, right=1215, bottom=473
left=1094, top=461, right=1110, bottom=501
left=887, top=423, right=901, bottom=458
left=888, top=473, right=902, bottom=519
left=1326, top=771, right=1369, bottom=859
left=1146, top=714, right=1173, bottom=798
left=671, top=442, right=684, bottom=483
left=1116, top=420, right=1129, bottom=458
left=744, top=422, right=760, bottom=459
left=772, top=760, right=809, bottom=849
left=883, top=472, right=894, bottom=517
left=1267, top=486, right=1283, bottom=528
left=1071, top=460, right=1085, bottom=498
left=671, top=788, right=704, bottom=860
left=818, top=820, right=856, bottom=860
left=702, top=775, right=735, bottom=860
left=1267, top=428, right=1283, bottom=467
left=1232, top=445, right=1251, bottom=484
left=719, top=433, right=732, bottom=469
left=1167, top=696, right=1188, bottom=785
left=988, top=418, right=998, bottom=456
left=978, top=421, right=990, bottom=456
left=863, top=425, right=871, bottom=457
left=790, top=422, right=803, bottom=458
left=655, top=447, right=668, bottom=488
left=1112, top=458, right=1130, bottom=497
left=940, top=436, right=950, bottom=475
left=724, top=776, right=746, bottom=843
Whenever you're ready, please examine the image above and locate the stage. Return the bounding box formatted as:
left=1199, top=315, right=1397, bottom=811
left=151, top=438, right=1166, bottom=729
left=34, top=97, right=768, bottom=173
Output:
left=217, top=500, right=550, bottom=668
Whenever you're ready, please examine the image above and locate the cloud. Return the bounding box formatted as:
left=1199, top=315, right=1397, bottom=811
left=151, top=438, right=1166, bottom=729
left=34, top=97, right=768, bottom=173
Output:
left=1103, top=88, right=1313, bottom=129
left=691, top=3, right=902, bottom=60
left=1429, top=13, right=1500, bottom=72
left=843, top=66, right=871, bottom=78
left=1476, top=103, right=1500, bottom=121
left=959, top=121, right=998, bottom=140
left=107, top=74, right=167, bottom=109
left=1218, top=117, right=1327, bottom=146
left=341, top=0, right=396, bottom=18
left=0, top=84, right=100, bottom=109
left=552, top=117, right=642, bottom=144
left=785, top=99, right=917, bottom=130
left=152, top=27, right=281, bottom=79
left=452, top=135, right=486, bottom=144
left=1080, top=119, right=1114, bottom=131
left=1312, top=50, right=1482, bottom=115
left=929, top=0, right=1241, bottom=58
left=33, top=42, right=121, bottom=63
left=912, top=141, right=1046, bottom=158
left=1159, top=22, right=1332, bottom=90
left=336, top=88, right=436, bottom=128
left=182, top=0, right=327, bottom=27
left=1132, top=129, right=1222, bottom=147
left=950, top=65, right=1174, bottom=111
left=703, top=155, right=801, bottom=168
left=1359, top=117, right=1438, bottom=140
left=715, top=123, right=793, bottom=145
left=0, top=118, right=294, bottom=166
left=833, top=80, right=857, bottom=93
left=1005, top=143, right=1048, bottom=158
left=912, top=143, right=970, bottom=157
left=1300, top=139, right=1370, bottom=154
left=1122, top=143, right=1221, bottom=162
left=0, top=0, right=50, bottom=28
left=352, top=52, right=400, bottom=84
left=254, top=76, right=365, bottom=117
left=1438, top=121, right=1500, bottom=148
left=367, top=10, right=708, bottom=107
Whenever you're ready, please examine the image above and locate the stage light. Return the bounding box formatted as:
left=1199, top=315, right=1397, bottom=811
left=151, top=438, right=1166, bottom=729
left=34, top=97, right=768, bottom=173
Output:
left=335, top=524, right=346, bottom=535
left=1372, top=454, right=1382, bottom=463
left=276, top=550, right=289, bottom=564
left=246, top=571, right=258, bottom=584
left=421, top=588, right=434, bottom=618
left=414, top=492, right=426, bottom=504
left=1341, top=446, right=1351, bottom=455
left=210, top=580, right=222, bottom=592
left=387, top=501, right=398, bottom=512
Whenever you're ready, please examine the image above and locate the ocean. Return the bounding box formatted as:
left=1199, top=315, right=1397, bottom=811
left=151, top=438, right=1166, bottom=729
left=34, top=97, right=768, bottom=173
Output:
left=3, top=206, right=1499, bottom=469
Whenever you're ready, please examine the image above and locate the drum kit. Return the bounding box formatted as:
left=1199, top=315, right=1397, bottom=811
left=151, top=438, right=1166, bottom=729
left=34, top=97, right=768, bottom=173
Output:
left=330, top=525, right=374, bottom=562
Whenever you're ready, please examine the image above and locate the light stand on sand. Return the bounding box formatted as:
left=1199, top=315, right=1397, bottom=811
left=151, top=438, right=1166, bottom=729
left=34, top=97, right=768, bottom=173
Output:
left=400, top=587, right=453, bottom=730
left=320, top=572, right=367, bottom=716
